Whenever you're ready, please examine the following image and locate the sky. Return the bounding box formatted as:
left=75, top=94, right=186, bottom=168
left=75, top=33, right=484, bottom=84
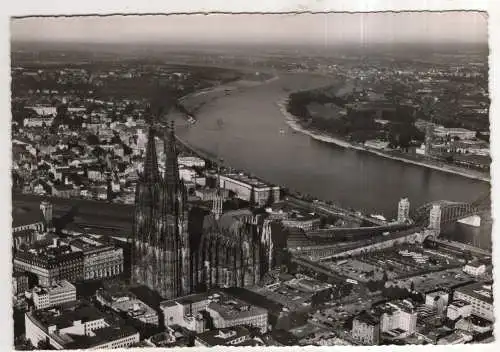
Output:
left=10, top=12, right=488, bottom=46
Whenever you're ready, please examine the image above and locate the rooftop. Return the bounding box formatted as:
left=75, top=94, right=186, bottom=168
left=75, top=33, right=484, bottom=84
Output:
left=449, top=299, right=471, bottom=308
left=161, top=292, right=209, bottom=308
left=455, top=282, right=493, bottom=304
left=196, top=326, right=252, bottom=347
left=34, top=280, right=75, bottom=295
left=222, top=172, right=274, bottom=189
left=64, top=324, right=138, bottom=349
left=111, top=298, right=157, bottom=319
left=354, top=312, right=380, bottom=326
left=207, top=293, right=267, bottom=320
left=31, top=301, right=105, bottom=330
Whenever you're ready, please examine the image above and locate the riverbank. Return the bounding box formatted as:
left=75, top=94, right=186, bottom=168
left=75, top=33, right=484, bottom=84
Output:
left=277, top=98, right=490, bottom=184
left=178, top=75, right=280, bottom=124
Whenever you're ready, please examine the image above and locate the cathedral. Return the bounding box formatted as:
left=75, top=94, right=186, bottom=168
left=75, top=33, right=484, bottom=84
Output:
left=132, top=121, right=275, bottom=299
left=131, top=122, right=191, bottom=299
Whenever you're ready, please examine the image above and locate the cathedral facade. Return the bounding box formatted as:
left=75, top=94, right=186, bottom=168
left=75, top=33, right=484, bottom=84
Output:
left=195, top=209, right=262, bottom=290
left=132, top=122, right=274, bottom=299
left=131, top=122, right=191, bottom=299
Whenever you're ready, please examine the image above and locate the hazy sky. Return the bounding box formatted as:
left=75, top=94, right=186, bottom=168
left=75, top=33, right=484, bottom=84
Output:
left=10, top=12, right=488, bottom=45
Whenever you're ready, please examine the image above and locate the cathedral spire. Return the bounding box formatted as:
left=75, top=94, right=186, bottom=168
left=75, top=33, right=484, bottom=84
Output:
left=164, top=121, right=180, bottom=187
left=212, top=157, right=223, bottom=220
left=142, top=125, right=161, bottom=184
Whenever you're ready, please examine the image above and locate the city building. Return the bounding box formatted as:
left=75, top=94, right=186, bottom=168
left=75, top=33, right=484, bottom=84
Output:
left=178, top=156, right=206, bottom=168
left=161, top=291, right=268, bottom=334
left=95, top=287, right=131, bottom=307
left=205, top=293, right=268, bottom=333
left=194, top=326, right=262, bottom=347
left=145, top=326, right=191, bottom=347
left=447, top=300, right=473, bottom=321
left=194, top=187, right=229, bottom=202
left=111, top=298, right=159, bottom=326
left=13, top=271, right=30, bottom=296
left=32, top=280, right=77, bottom=309
left=161, top=293, right=211, bottom=333
left=379, top=300, right=417, bottom=336
left=282, top=213, right=321, bottom=231
left=68, top=235, right=124, bottom=280
left=179, top=166, right=199, bottom=183
left=25, top=105, right=57, bottom=116
left=433, top=126, right=476, bottom=140
left=51, top=184, right=79, bottom=198
left=87, top=166, right=105, bottom=182
left=425, top=290, right=449, bottom=315
left=397, top=198, right=410, bottom=223
left=454, top=282, right=493, bottom=321
left=131, top=123, right=191, bottom=299
left=463, top=262, right=487, bottom=277
left=436, top=331, right=474, bottom=345
left=352, top=312, right=381, bottom=345
left=455, top=315, right=493, bottom=334
left=25, top=301, right=139, bottom=349
left=219, top=173, right=280, bottom=206
left=23, top=116, right=55, bottom=128
left=14, top=244, right=84, bottom=287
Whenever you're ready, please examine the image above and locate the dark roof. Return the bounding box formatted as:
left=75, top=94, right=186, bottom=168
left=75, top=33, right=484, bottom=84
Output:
left=450, top=300, right=471, bottom=308
left=223, top=287, right=284, bottom=314
left=32, top=301, right=105, bottom=330
left=455, top=282, right=493, bottom=304
left=355, top=312, right=380, bottom=326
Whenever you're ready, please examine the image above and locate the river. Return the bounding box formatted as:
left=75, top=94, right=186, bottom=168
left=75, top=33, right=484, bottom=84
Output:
left=173, top=72, right=492, bottom=249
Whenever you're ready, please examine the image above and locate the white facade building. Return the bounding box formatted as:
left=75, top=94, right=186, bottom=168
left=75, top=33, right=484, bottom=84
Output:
left=219, top=173, right=280, bottom=206
left=178, top=156, right=206, bottom=168
left=32, top=280, right=77, bottom=309
left=425, top=291, right=449, bottom=315
left=380, top=301, right=417, bottom=335
left=454, top=283, right=494, bottom=321
left=463, top=263, right=486, bottom=277
left=447, top=300, right=473, bottom=321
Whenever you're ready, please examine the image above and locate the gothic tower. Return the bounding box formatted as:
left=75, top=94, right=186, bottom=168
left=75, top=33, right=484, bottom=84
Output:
left=132, top=121, right=191, bottom=299
left=212, top=158, right=223, bottom=220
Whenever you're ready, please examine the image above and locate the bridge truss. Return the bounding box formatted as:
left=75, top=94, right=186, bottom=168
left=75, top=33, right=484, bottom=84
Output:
left=410, top=193, right=490, bottom=227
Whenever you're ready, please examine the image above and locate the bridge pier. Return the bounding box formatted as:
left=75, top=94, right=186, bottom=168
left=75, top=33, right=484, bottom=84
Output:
left=428, top=204, right=442, bottom=234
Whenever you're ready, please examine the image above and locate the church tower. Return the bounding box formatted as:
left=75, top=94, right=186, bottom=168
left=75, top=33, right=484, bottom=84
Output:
left=132, top=120, right=191, bottom=299
left=212, top=158, right=223, bottom=220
